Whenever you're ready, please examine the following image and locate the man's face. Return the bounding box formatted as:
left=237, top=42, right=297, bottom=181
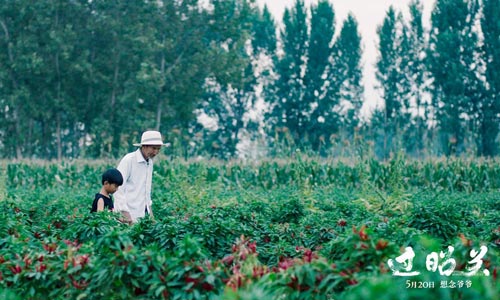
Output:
left=141, top=145, right=161, bottom=160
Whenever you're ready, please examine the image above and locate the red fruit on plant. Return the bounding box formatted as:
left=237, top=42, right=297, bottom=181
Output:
left=337, top=219, right=347, bottom=227
left=0, top=256, right=5, bottom=264
left=202, top=282, right=214, bottom=291
left=23, top=257, right=32, bottom=269
left=248, top=242, right=257, bottom=253
left=315, top=274, right=324, bottom=284
left=376, top=239, right=388, bottom=250
left=185, top=276, right=197, bottom=284
left=232, top=264, right=241, bottom=274
left=36, top=263, right=47, bottom=273
left=455, top=263, right=466, bottom=271
left=10, top=264, right=22, bottom=274
left=303, top=249, right=317, bottom=262
left=286, top=276, right=298, bottom=289
left=379, top=262, right=387, bottom=273
left=252, top=266, right=268, bottom=278
left=278, top=257, right=294, bottom=271
left=134, top=287, right=146, bottom=295
left=43, top=243, right=57, bottom=254
left=70, top=276, right=89, bottom=290
left=358, top=225, right=369, bottom=241
left=459, top=233, right=472, bottom=247
left=483, top=259, right=491, bottom=269
left=78, top=254, right=89, bottom=267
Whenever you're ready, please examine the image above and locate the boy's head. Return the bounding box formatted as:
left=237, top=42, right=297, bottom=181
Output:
left=102, top=168, right=123, bottom=186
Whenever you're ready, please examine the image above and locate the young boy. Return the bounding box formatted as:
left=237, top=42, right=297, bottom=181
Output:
left=91, top=168, right=123, bottom=212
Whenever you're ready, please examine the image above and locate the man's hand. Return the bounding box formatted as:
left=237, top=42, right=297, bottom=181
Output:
left=119, top=211, right=133, bottom=225
left=147, top=204, right=154, bottom=221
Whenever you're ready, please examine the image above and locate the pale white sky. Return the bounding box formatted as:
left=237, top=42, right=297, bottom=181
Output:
left=256, top=0, right=436, bottom=117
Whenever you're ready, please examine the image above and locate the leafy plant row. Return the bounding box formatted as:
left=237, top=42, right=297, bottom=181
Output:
left=0, top=206, right=498, bottom=300
left=1, top=159, right=499, bottom=299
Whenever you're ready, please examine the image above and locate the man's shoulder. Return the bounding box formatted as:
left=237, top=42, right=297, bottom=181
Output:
left=121, top=149, right=139, bottom=161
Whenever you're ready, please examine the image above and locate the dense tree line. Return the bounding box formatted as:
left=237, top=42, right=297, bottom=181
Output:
left=0, top=0, right=498, bottom=160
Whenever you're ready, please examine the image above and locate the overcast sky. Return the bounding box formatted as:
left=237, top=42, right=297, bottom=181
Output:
left=255, top=0, right=436, bottom=117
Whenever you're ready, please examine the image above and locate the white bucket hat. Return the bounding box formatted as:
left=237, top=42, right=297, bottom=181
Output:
left=133, top=131, right=167, bottom=146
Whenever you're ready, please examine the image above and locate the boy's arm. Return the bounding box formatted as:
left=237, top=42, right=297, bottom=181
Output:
left=96, top=198, right=105, bottom=212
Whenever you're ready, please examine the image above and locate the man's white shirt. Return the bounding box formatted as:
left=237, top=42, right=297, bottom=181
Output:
left=114, top=149, right=153, bottom=222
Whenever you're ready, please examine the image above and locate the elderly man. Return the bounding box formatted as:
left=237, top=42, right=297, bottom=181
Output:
left=114, top=130, right=167, bottom=223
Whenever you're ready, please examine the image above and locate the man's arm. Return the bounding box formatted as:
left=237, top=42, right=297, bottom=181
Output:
left=114, top=154, right=131, bottom=213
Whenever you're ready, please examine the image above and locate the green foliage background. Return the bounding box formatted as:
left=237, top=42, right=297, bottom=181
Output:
left=1, top=0, right=499, bottom=160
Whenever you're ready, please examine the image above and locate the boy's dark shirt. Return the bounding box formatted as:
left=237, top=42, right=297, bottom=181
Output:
left=90, top=193, right=114, bottom=212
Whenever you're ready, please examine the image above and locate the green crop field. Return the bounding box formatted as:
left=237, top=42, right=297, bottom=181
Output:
left=0, top=157, right=499, bottom=299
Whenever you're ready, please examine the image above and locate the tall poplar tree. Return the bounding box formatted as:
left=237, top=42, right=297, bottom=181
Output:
left=400, top=0, right=430, bottom=157
left=0, top=0, right=36, bottom=158
left=79, top=0, right=150, bottom=157
left=0, top=0, right=87, bottom=159
left=332, top=14, right=364, bottom=143
left=269, top=0, right=340, bottom=153
left=135, top=0, right=210, bottom=133
left=195, top=0, right=265, bottom=158
left=269, top=0, right=308, bottom=149
left=479, top=0, right=500, bottom=156
left=252, top=5, right=277, bottom=54
left=37, top=0, right=83, bottom=159
left=428, top=0, right=480, bottom=156
left=375, top=7, right=409, bottom=159
left=304, top=0, right=336, bottom=151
